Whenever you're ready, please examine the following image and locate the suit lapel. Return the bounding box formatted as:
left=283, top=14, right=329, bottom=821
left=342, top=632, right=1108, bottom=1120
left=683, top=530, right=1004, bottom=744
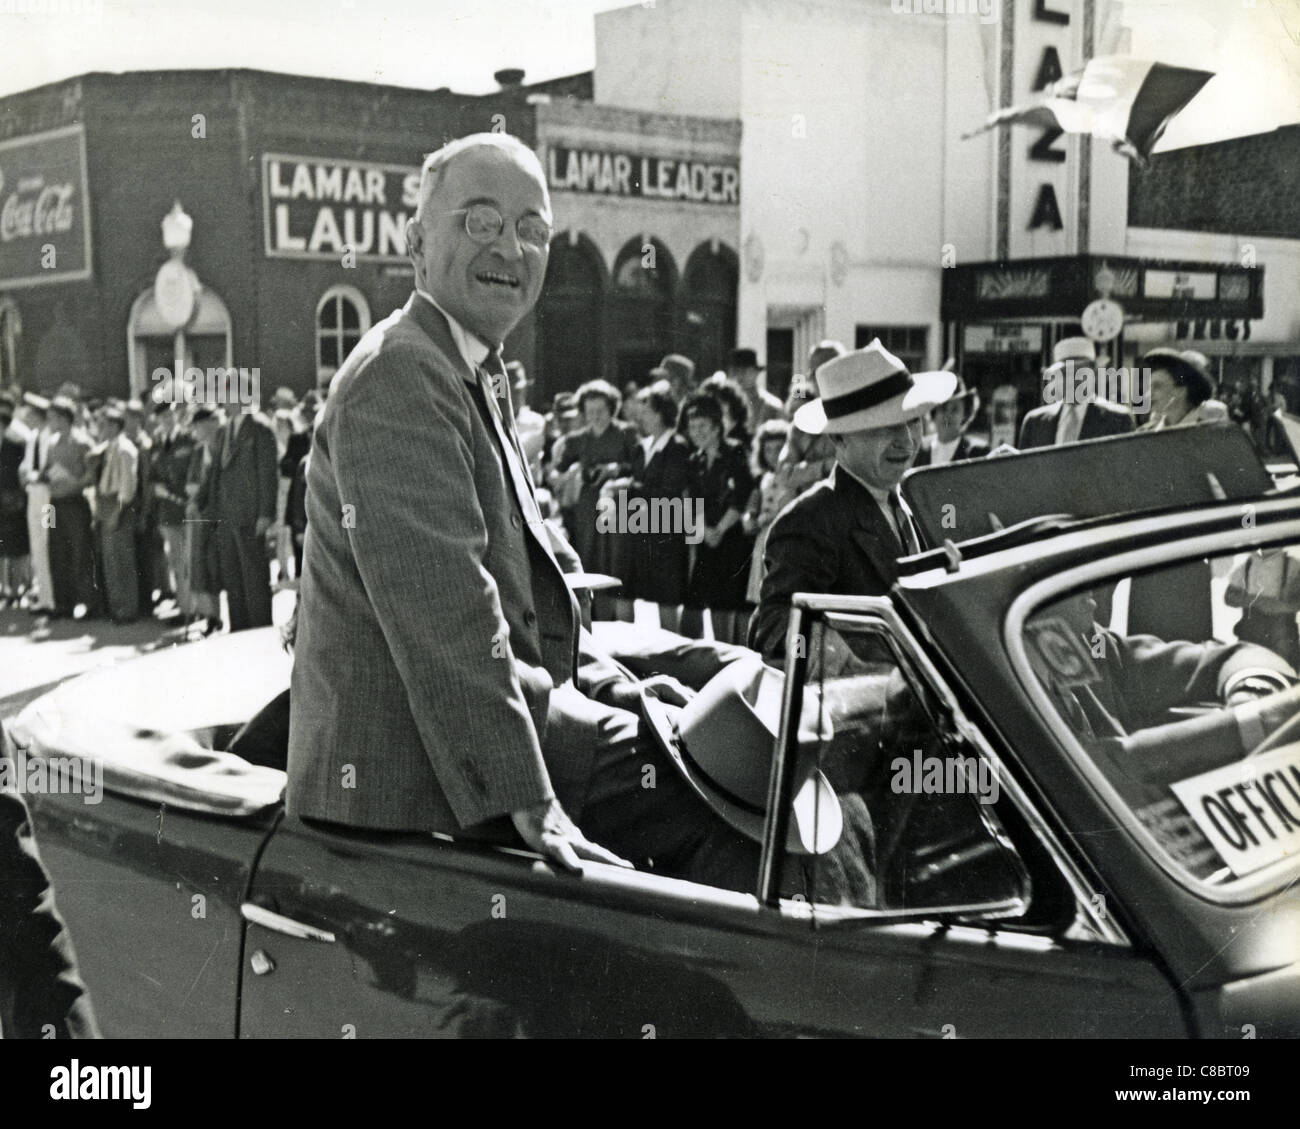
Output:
left=835, top=467, right=902, bottom=585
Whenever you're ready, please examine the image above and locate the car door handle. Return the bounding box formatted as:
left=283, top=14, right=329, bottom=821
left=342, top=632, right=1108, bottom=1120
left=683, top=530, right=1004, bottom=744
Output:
left=240, top=902, right=336, bottom=943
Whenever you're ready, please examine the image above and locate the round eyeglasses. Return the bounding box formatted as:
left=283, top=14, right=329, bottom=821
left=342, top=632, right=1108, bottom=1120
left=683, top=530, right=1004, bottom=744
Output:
left=451, top=204, right=552, bottom=249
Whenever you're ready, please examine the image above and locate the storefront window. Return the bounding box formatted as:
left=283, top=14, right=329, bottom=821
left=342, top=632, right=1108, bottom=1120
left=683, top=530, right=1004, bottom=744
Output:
left=536, top=233, right=605, bottom=402
left=856, top=325, right=928, bottom=374
left=682, top=242, right=737, bottom=379
left=316, top=286, right=370, bottom=372
left=610, top=238, right=678, bottom=388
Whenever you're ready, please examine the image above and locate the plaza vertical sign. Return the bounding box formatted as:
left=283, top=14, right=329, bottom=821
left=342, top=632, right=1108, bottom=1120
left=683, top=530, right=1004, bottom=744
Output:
left=1009, top=0, right=1079, bottom=256
left=0, top=124, right=93, bottom=289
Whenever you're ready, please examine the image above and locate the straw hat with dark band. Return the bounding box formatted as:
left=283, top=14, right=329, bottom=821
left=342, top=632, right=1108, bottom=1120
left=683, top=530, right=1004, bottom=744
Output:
left=794, top=339, right=956, bottom=435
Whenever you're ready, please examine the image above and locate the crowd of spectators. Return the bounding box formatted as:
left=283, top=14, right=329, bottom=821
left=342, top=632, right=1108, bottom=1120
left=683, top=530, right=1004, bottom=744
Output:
left=0, top=381, right=319, bottom=634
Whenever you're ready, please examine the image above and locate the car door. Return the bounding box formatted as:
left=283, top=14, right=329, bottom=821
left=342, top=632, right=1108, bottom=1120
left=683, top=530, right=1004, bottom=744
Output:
left=238, top=604, right=1187, bottom=1038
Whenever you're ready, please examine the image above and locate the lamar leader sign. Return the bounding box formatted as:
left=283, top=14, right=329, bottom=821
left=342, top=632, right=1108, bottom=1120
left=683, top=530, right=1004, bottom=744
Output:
left=0, top=124, right=93, bottom=289
left=262, top=153, right=421, bottom=263
left=546, top=146, right=739, bottom=205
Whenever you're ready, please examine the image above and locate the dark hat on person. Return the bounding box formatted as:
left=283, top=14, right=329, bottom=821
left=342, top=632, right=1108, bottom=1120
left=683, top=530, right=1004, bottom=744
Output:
left=49, top=395, right=78, bottom=421
left=1142, top=347, right=1213, bottom=402
left=638, top=657, right=842, bottom=855
left=729, top=347, right=762, bottom=371
left=191, top=406, right=216, bottom=423
left=933, top=361, right=980, bottom=424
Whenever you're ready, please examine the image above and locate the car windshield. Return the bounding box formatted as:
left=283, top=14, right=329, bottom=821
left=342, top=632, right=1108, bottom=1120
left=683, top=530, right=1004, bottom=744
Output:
left=1021, top=543, right=1300, bottom=890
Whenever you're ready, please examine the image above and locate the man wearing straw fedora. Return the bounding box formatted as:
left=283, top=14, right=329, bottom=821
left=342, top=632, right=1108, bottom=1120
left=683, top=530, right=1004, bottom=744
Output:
left=1017, top=337, right=1134, bottom=449
left=749, top=340, right=956, bottom=665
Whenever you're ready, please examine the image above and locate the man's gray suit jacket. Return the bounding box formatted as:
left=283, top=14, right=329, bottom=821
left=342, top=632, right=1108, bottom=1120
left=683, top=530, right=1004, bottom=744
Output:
left=287, top=294, right=582, bottom=833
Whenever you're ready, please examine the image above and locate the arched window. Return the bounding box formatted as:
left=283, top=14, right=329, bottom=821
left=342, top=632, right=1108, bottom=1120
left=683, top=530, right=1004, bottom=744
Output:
left=126, top=284, right=233, bottom=400
left=316, top=286, right=371, bottom=372
left=536, top=232, right=605, bottom=403
left=682, top=242, right=738, bottom=379
left=609, top=237, right=677, bottom=388
left=0, top=298, right=21, bottom=389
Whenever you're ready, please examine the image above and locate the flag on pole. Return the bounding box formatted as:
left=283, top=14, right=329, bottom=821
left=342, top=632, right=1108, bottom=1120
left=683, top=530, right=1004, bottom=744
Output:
left=962, top=56, right=1214, bottom=165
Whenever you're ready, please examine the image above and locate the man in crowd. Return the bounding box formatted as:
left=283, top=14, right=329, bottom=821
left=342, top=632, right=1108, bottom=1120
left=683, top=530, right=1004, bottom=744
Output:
left=750, top=342, right=955, bottom=665
left=19, top=394, right=56, bottom=614
left=92, top=405, right=139, bottom=624
left=210, top=400, right=278, bottom=631
left=34, top=396, right=97, bottom=620
left=1018, top=337, right=1134, bottom=449
left=123, top=400, right=160, bottom=613
left=727, top=348, right=786, bottom=428
left=150, top=402, right=197, bottom=623
left=288, top=132, right=760, bottom=888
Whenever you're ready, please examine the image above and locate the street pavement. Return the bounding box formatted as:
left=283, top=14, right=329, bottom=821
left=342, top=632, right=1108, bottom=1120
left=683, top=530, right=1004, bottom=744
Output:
left=0, top=592, right=296, bottom=721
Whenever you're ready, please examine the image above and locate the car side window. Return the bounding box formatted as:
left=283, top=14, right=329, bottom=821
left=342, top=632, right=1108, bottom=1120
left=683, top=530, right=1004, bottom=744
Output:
left=784, top=614, right=1029, bottom=916
left=1021, top=543, right=1300, bottom=889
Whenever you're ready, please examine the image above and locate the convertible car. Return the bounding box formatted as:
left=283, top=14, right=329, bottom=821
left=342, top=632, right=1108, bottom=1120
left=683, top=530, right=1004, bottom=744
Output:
left=7, top=425, right=1300, bottom=1038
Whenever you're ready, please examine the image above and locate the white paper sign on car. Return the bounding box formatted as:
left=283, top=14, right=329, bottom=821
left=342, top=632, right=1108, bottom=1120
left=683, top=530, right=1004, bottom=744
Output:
left=1170, top=744, right=1300, bottom=879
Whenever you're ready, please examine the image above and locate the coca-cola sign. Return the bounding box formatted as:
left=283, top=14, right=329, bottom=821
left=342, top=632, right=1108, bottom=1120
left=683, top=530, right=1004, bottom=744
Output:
left=0, top=125, right=93, bottom=289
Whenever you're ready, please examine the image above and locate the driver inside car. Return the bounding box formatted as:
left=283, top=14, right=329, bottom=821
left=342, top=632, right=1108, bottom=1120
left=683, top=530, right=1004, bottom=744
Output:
left=1026, top=589, right=1299, bottom=798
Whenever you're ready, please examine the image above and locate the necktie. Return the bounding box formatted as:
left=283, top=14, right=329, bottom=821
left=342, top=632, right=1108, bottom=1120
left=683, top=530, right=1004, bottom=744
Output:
left=890, top=491, right=922, bottom=556
left=476, top=352, right=545, bottom=533
left=1057, top=403, right=1084, bottom=445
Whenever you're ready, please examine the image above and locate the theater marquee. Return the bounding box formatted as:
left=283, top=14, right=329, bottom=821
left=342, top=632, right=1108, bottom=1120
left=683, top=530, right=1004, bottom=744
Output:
left=546, top=145, right=739, bottom=205
left=262, top=153, right=421, bottom=262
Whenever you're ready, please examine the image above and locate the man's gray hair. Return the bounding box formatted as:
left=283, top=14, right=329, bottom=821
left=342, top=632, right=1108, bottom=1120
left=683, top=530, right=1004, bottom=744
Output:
left=414, top=133, right=548, bottom=222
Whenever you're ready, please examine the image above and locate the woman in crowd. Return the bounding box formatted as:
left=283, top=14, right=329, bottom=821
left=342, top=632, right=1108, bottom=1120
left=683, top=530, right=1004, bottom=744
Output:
left=0, top=394, right=31, bottom=606
left=550, top=380, right=639, bottom=607
left=1140, top=348, right=1227, bottom=430
left=606, top=382, right=693, bottom=631
left=742, top=419, right=791, bottom=609
left=701, top=374, right=753, bottom=449
left=679, top=392, right=755, bottom=645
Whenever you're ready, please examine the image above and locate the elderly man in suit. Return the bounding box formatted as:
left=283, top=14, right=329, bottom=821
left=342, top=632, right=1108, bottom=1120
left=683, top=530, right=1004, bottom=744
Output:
left=288, top=133, right=759, bottom=885
left=211, top=401, right=278, bottom=631
left=1018, top=337, right=1134, bottom=449
left=749, top=341, right=956, bottom=665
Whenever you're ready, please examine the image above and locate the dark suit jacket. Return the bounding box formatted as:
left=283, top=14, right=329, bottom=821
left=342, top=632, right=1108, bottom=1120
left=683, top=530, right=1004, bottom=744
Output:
left=1017, top=400, right=1134, bottom=449
left=0, top=726, right=98, bottom=1038
left=211, top=411, right=279, bottom=526
left=287, top=294, right=582, bottom=834
left=912, top=433, right=990, bottom=467
left=749, top=465, right=902, bottom=663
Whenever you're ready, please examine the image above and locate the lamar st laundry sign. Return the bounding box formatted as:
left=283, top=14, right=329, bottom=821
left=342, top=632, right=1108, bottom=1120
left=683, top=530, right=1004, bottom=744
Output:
left=262, top=153, right=420, bottom=263
left=546, top=146, right=740, bottom=205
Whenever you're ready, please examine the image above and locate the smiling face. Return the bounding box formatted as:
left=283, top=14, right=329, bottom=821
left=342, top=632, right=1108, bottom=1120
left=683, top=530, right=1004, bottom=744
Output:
left=832, top=418, right=922, bottom=491
left=405, top=144, right=551, bottom=346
